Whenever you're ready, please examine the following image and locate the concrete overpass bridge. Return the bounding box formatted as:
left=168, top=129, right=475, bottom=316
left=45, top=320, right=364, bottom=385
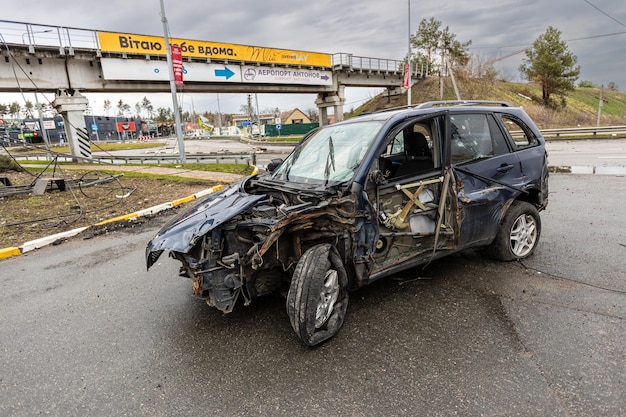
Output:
left=0, top=20, right=420, bottom=159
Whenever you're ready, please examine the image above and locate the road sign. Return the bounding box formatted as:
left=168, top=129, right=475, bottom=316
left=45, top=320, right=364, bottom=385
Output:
left=171, top=44, right=183, bottom=86
left=276, top=124, right=282, bottom=130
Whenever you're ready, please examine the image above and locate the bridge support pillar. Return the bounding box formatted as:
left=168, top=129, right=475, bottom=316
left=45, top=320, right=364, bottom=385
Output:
left=315, top=86, right=345, bottom=126
left=53, top=90, right=92, bottom=161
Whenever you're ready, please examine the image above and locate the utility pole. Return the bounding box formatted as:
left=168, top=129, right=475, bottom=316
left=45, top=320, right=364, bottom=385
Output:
left=33, top=92, right=51, bottom=159
left=597, top=84, right=603, bottom=127
left=407, top=0, right=411, bottom=106
left=216, top=94, right=222, bottom=133
left=160, top=0, right=186, bottom=163
left=247, top=94, right=253, bottom=121
left=247, top=94, right=253, bottom=135
left=255, top=94, right=261, bottom=130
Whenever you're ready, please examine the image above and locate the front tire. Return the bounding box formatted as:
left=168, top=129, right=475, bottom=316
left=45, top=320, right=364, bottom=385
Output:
left=286, top=244, right=349, bottom=346
left=486, top=201, right=541, bottom=261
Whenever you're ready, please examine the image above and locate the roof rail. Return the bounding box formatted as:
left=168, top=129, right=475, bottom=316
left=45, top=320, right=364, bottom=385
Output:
left=357, top=104, right=413, bottom=117
left=415, top=100, right=514, bottom=108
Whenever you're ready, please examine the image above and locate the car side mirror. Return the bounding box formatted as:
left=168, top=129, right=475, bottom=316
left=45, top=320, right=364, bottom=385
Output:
left=368, top=170, right=388, bottom=185
left=267, top=158, right=283, bottom=173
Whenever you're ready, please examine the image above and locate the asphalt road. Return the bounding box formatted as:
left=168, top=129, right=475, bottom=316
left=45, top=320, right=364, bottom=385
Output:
left=0, top=173, right=624, bottom=417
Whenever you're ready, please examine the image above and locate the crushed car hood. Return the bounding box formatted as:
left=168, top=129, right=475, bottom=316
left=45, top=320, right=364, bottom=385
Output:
left=146, top=183, right=265, bottom=269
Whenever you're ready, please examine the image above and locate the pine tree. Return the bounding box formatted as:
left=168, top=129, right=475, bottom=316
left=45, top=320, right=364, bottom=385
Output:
left=519, top=26, right=580, bottom=107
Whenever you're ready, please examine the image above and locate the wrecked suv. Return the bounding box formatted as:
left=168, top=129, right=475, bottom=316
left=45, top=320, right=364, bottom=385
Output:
left=146, top=101, right=549, bottom=346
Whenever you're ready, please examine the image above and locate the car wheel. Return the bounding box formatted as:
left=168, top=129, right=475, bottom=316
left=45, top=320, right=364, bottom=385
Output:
left=486, top=201, right=541, bottom=261
left=286, top=243, right=349, bottom=346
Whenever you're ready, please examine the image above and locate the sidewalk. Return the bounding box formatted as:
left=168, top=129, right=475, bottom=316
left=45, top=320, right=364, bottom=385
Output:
left=19, top=163, right=246, bottom=183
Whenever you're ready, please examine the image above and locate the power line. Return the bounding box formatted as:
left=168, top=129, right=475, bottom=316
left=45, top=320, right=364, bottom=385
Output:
left=471, top=30, right=626, bottom=51
left=583, top=0, right=626, bottom=28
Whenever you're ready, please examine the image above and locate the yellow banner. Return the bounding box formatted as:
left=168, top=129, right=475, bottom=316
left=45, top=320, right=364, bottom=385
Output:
left=97, top=32, right=331, bottom=68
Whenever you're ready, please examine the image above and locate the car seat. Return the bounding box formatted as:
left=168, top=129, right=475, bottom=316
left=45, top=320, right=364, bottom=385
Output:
left=395, top=131, right=434, bottom=176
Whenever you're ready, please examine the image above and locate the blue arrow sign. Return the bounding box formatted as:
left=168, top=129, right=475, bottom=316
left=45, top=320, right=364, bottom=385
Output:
left=215, top=67, right=235, bottom=80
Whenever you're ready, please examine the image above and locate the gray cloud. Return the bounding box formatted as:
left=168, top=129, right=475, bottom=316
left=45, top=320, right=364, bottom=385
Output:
left=1, top=0, right=625, bottom=112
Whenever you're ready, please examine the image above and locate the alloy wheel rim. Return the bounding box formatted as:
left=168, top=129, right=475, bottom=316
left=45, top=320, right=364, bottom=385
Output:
left=315, top=269, right=339, bottom=328
left=509, top=214, right=537, bottom=257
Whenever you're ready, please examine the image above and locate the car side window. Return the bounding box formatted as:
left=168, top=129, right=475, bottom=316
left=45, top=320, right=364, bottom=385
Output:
left=450, top=114, right=492, bottom=164
left=497, top=114, right=538, bottom=149
left=449, top=113, right=513, bottom=164
left=389, top=132, right=404, bottom=155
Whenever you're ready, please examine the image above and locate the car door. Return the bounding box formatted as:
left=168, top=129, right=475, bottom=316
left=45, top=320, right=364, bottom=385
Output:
left=362, top=114, right=459, bottom=281
left=495, top=112, right=549, bottom=206
left=447, top=111, right=526, bottom=246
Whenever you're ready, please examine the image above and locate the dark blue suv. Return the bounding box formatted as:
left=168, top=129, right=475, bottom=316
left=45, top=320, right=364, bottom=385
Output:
left=146, top=101, right=549, bottom=346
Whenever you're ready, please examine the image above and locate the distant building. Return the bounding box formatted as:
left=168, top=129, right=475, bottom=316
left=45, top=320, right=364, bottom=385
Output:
left=279, top=108, right=311, bottom=124
left=231, top=108, right=312, bottom=128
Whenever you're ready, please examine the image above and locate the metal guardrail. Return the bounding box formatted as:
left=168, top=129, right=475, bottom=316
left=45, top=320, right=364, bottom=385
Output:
left=13, top=152, right=256, bottom=165
left=540, top=125, right=626, bottom=138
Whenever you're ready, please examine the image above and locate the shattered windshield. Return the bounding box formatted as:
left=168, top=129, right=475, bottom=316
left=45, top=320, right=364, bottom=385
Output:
left=272, top=121, right=383, bottom=186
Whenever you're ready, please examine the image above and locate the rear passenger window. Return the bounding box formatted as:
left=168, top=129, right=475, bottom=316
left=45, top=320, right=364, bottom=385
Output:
left=450, top=113, right=513, bottom=164
left=450, top=114, right=493, bottom=164
left=498, top=114, right=538, bottom=149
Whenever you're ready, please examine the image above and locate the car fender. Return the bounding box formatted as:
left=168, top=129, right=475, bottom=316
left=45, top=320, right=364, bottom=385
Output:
left=146, top=182, right=265, bottom=269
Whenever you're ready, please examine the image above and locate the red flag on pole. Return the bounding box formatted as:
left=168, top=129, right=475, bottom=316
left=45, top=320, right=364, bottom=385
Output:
left=171, top=44, right=184, bottom=86
left=403, top=62, right=410, bottom=88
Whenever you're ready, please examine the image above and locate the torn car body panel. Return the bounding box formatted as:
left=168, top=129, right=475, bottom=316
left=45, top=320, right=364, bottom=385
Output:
left=146, top=184, right=266, bottom=268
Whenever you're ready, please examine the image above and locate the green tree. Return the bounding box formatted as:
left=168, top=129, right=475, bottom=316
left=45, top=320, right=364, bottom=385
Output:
left=141, top=96, right=154, bottom=118
left=116, top=100, right=131, bottom=117
left=116, top=100, right=125, bottom=116
left=23, top=100, right=34, bottom=118
left=410, top=17, right=471, bottom=75
left=578, top=80, right=595, bottom=88
left=440, top=26, right=471, bottom=69
left=0, top=103, right=8, bottom=117
left=607, top=82, right=618, bottom=91
left=9, top=102, right=21, bottom=118
left=519, top=26, right=580, bottom=107
left=41, top=103, right=56, bottom=117
left=154, top=107, right=172, bottom=123
left=412, top=17, right=442, bottom=72
left=103, top=99, right=112, bottom=116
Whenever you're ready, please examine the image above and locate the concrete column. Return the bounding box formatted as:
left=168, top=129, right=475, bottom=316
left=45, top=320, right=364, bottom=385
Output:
left=53, top=90, right=91, bottom=161
left=318, top=106, right=329, bottom=127
left=316, top=86, right=346, bottom=127
left=333, top=103, right=344, bottom=123
left=333, top=85, right=345, bottom=123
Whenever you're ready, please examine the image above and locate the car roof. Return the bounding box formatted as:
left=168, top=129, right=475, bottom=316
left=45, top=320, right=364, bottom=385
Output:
left=340, top=100, right=523, bottom=124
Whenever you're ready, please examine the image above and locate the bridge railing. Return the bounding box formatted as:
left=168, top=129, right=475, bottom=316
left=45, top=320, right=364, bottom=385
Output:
left=332, top=53, right=419, bottom=75
left=2, top=19, right=412, bottom=77
left=0, top=20, right=99, bottom=54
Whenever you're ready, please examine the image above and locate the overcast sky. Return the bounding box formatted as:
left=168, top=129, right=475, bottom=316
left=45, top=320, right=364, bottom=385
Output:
left=1, top=0, right=625, bottom=115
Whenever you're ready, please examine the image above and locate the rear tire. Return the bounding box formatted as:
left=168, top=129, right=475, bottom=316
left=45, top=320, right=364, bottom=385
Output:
left=486, top=201, right=541, bottom=261
left=286, top=244, right=349, bottom=346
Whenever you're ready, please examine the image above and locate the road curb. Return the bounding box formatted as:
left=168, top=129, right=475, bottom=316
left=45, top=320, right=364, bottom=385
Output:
left=0, top=184, right=226, bottom=260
